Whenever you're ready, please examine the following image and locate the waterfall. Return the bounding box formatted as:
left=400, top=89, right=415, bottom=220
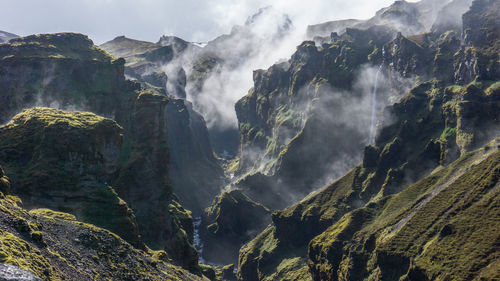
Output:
left=193, top=216, right=206, bottom=263
left=369, top=65, right=383, bottom=145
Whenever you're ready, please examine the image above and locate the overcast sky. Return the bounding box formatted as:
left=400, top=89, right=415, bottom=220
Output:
left=0, top=0, right=421, bottom=45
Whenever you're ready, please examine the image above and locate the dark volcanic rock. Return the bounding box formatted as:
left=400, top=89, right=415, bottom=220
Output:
left=201, top=189, right=270, bottom=265
left=166, top=98, right=226, bottom=213
left=0, top=178, right=202, bottom=281
left=0, top=33, right=200, bottom=271
left=0, top=108, right=143, bottom=248
left=237, top=1, right=500, bottom=279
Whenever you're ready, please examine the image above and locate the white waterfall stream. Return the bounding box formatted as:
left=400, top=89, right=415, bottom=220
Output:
left=369, top=65, right=383, bottom=145
left=193, top=216, right=206, bottom=263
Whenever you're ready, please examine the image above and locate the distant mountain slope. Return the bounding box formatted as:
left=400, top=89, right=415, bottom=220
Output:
left=306, top=0, right=463, bottom=39
left=0, top=30, right=18, bottom=43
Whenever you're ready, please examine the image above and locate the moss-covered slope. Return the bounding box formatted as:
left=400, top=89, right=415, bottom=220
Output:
left=237, top=77, right=500, bottom=280
left=237, top=0, right=500, bottom=278
left=0, top=33, right=136, bottom=125
left=308, top=139, right=500, bottom=280
left=0, top=169, right=203, bottom=281
left=0, top=33, right=202, bottom=271
left=0, top=108, right=142, bottom=248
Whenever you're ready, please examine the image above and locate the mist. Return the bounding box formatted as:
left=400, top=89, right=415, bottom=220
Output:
left=0, top=0, right=416, bottom=44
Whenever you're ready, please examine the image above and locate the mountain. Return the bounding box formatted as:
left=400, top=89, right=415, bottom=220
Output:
left=0, top=166, right=202, bottom=280
left=306, top=0, right=464, bottom=41
left=100, top=35, right=226, bottom=214
left=100, top=35, right=199, bottom=97
left=235, top=0, right=500, bottom=279
left=185, top=6, right=294, bottom=157
left=0, top=30, right=18, bottom=43
left=0, top=33, right=201, bottom=272
left=0, top=0, right=498, bottom=280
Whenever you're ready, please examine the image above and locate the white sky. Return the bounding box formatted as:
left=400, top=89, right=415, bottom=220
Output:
left=0, top=0, right=419, bottom=44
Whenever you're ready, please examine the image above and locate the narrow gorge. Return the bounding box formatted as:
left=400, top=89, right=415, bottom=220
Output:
left=0, top=0, right=498, bottom=280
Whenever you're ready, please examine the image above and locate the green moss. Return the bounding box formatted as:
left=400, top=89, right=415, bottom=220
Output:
left=0, top=230, right=61, bottom=280
left=263, top=258, right=311, bottom=281
left=440, top=127, right=457, bottom=140
left=2, top=33, right=113, bottom=62
left=29, top=209, right=77, bottom=221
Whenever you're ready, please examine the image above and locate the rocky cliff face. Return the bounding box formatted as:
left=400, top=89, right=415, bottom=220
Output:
left=201, top=189, right=270, bottom=265
left=0, top=168, right=203, bottom=281
left=166, top=98, right=226, bottom=212
left=112, top=90, right=199, bottom=270
left=101, top=35, right=226, bottom=214
left=308, top=139, right=500, bottom=281
left=0, top=108, right=143, bottom=248
left=237, top=0, right=500, bottom=279
left=0, top=33, right=135, bottom=124
left=234, top=26, right=399, bottom=210
left=0, top=33, right=200, bottom=271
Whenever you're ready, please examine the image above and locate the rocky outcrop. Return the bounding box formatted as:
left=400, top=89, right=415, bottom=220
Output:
left=308, top=139, right=500, bottom=280
left=101, top=35, right=226, bottom=214
left=0, top=174, right=202, bottom=281
left=0, top=108, right=143, bottom=248
left=0, top=33, right=135, bottom=125
left=237, top=1, right=500, bottom=277
left=0, top=33, right=200, bottom=271
left=166, top=98, right=226, bottom=213
left=201, top=189, right=270, bottom=265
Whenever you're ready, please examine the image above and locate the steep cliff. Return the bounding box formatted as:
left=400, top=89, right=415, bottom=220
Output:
left=237, top=0, right=500, bottom=279
left=0, top=33, right=199, bottom=271
left=101, top=35, right=226, bottom=213
left=0, top=167, right=203, bottom=281
left=234, top=25, right=398, bottom=210
left=201, top=189, right=270, bottom=265
left=0, top=33, right=136, bottom=125
left=238, top=78, right=500, bottom=280
left=0, top=108, right=143, bottom=248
